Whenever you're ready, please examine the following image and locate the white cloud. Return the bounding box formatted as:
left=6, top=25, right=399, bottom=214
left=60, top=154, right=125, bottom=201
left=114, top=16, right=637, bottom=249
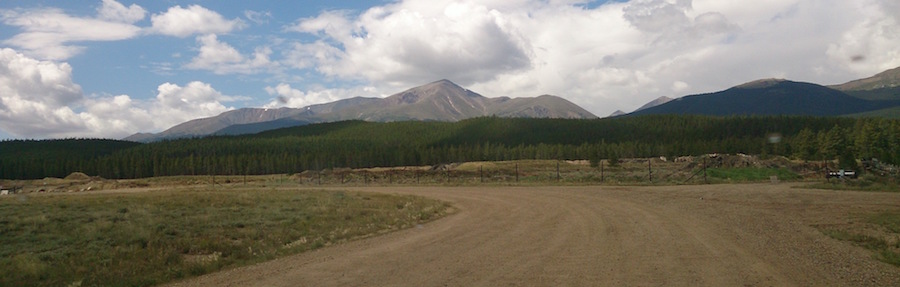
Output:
left=263, top=83, right=379, bottom=109
left=826, top=0, right=900, bottom=74
left=185, top=34, right=277, bottom=74
left=244, top=10, right=272, bottom=25
left=285, top=0, right=900, bottom=115
left=286, top=1, right=532, bottom=87
left=151, top=81, right=235, bottom=124
left=149, top=5, right=245, bottom=37
left=0, top=48, right=238, bottom=139
left=4, top=0, right=900, bottom=136
left=97, top=0, right=146, bottom=24
left=0, top=48, right=87, bottom=137
left=0, top=1, right=144, bottom=60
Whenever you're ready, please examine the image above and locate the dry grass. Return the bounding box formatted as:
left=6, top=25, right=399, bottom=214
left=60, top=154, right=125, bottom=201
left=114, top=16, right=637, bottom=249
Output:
left=821, top=212, right=900, bottom=267
left=0, top=187, right=450, bottom=287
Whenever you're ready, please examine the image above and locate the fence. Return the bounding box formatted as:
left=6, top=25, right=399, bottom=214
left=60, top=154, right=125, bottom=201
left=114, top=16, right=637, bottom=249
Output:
left=284, top=157, right=716, bottom=186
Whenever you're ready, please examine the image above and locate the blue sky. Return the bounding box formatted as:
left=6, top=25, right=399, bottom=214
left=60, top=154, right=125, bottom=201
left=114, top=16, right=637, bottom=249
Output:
left=1, top=0, right=898, bottom=139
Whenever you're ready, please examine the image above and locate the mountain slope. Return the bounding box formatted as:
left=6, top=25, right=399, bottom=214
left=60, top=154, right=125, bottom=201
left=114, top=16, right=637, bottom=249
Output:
left=330, top=79, right=493, bottom=122
left=608, top=110, right=626, bottom=117
left=630, top=79, right=893, bottom=117
left=634, top=96, right=674, bottom=112
left=124, top=107, right=304, bottom=141
left=487, top=94, right=596, bottom=118
left=829, top=66, right=900, bottom=101
left=127, top=80, right=597, bottom=142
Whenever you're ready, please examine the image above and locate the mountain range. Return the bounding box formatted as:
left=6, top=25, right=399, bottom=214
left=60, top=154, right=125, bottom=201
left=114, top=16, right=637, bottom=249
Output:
left=622, top=66, right=900, bottom=117
left=126, top=80, right=596, bottom=142
left=127, top=66, right=900, bottom=142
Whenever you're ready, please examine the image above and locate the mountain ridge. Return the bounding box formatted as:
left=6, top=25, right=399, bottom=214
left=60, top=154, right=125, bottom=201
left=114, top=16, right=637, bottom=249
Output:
left=828, top=66, right=900, bottom=102
left=830, top=66, right=900, bottom=92
left=629, top=79, right=897, bottom=117
left=126, top=79, right=596, bottom=142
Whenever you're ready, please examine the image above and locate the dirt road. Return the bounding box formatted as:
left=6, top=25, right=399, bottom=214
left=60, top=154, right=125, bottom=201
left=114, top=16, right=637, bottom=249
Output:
left=168, top=184, right=900, bottom=286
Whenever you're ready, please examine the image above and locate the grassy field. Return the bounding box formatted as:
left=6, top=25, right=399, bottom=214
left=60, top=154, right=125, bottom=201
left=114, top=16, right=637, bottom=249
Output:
left=289, top=158, right=801, bottom=186
left=803, top=175, right=900, bottom=192
left=821, top=212, right=900, bottom=267
left=705, top=167, right=801, bottom=182
left=0, top=187, right=450, bottom=287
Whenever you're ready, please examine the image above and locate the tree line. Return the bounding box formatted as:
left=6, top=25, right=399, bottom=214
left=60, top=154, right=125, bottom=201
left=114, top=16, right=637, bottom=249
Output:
left=2, top=115, right=898, bottom=180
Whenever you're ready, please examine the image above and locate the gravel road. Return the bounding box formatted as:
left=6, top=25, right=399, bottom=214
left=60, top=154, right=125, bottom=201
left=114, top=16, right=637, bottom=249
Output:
left=167, top=184, right=900, bottom=286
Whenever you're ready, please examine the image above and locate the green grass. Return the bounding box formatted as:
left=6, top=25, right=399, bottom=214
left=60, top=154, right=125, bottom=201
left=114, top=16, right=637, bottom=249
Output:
left=822, top=212, right=900, bottom=267
left=0, top=188, right=449, bottom=287
left=869, top=212, right=900, bottom=234
left=803, top=175, right=900, bottom=192
left=823, top=230, right=891, bottom=250
left=706, top=167, right=800, bottom=181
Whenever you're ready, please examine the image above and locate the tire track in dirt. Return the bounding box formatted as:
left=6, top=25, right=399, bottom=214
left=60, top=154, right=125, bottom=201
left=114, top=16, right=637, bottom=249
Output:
left=167, top=185, right=900, bottom=286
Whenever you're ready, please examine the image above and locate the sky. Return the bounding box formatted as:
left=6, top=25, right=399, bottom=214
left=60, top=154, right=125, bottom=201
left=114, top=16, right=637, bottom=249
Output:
left=0, top=0, right=898, bottom=140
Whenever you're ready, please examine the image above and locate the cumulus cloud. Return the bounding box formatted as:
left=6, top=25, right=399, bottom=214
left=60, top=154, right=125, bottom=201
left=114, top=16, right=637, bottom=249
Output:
left=0, top=48, right=238, bottom=139
left=151, top=81, right=235, bottom=123
left=149, top=5, right=245, bottom=37
left=97, top=0, right=146, bottom=23
left=185, top=34, right=276, bottom=74
left=263, top=83, right=379, bottom=109
left=0, top=48, right=86, bottom=136
left=283, top=0, right=900, bottom=115
left=286, top=1, right=532, bottom=87
left=5, top=0, right=900, bottom=137
left=0, top=0, right=144, bottom=60
left=826, top=0, right=900, bottom=73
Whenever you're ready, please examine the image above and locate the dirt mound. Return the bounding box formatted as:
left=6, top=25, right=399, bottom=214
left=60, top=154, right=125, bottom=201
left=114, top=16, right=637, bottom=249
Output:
left=64, top=172, right=91, bottom=181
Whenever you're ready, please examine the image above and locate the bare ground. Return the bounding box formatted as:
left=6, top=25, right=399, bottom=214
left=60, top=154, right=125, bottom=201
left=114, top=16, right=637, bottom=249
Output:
left=167, top=183, right=900, bottom=286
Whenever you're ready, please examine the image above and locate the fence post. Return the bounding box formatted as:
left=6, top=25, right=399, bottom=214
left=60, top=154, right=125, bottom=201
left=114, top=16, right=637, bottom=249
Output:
left=515, top=163, right=519, bottom=183
left=703, top=157, right=707, bottom=184
left=556, top=161, right=560, bottom=182
left=480, top=165, right=484, bottom=183
left=648, top=159, right=652, bottom=183
left=600, top=160, right=604, bottom=182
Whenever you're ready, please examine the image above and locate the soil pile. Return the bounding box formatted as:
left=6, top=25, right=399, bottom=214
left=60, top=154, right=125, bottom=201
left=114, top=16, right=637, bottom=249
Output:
left=64, top=172, right=91, bottom=181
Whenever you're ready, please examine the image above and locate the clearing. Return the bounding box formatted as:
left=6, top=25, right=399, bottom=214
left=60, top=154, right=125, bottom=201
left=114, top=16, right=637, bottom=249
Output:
left=169, top=184, right=900, bottom=286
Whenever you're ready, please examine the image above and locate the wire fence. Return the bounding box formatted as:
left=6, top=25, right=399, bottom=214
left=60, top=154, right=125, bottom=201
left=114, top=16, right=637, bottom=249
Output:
left=285, top=157, right=716, bottom=186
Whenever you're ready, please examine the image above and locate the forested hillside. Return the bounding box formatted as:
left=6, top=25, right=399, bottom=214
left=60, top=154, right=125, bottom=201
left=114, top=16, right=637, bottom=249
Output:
left=3, top=116, right=899, bottom=179
left=630, top=80, right=893, bottom=116
left=0, top=139, right=140, bottom=179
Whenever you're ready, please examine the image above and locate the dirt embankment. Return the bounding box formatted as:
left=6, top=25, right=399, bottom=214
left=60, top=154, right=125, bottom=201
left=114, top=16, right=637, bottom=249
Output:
left=168, top=184, right=900, bottom=287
